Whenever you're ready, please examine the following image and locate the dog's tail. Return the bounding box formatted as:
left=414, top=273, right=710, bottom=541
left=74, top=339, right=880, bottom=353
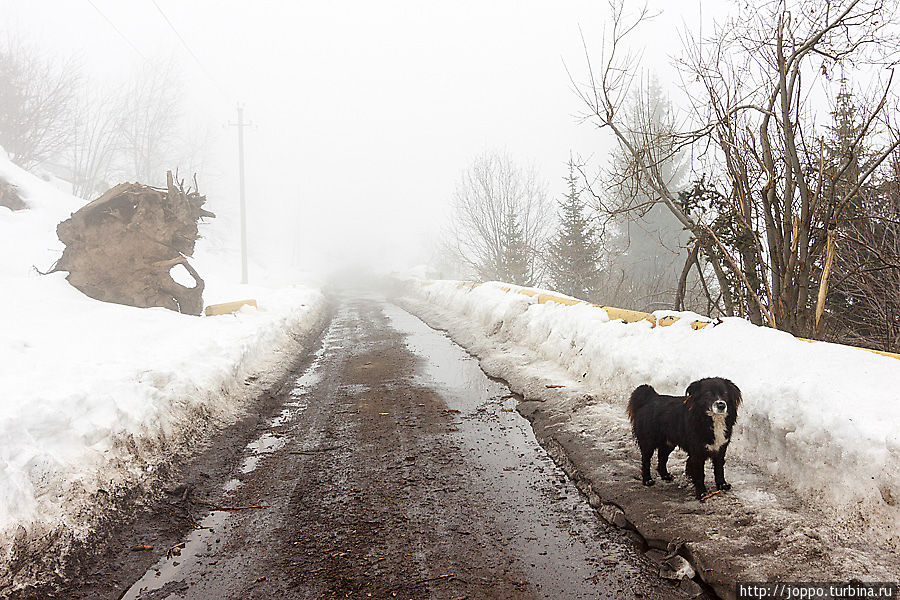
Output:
left=627, top=384, right=656, bottom=422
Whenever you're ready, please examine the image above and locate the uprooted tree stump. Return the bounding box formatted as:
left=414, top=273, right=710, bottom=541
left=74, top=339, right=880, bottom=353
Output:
left=54, top=171, right=215, bottom=315
left=0, top=177, right=25, bottom=210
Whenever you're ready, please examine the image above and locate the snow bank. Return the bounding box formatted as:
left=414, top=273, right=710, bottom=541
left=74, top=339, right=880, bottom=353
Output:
left=0, top=152, right=326, bottom=582
left=407, top=280, right=900, bottom=542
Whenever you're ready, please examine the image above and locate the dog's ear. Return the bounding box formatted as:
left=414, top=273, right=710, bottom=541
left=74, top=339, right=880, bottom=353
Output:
left=685, top=380, right=702, bottom=404
left=725, top=379, right=742, bottom=409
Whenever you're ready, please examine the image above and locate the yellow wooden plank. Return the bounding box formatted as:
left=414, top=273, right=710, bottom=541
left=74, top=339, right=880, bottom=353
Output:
left=537, top=293, right=583, bottom=306
left=597, top=305, right=657, bottom=325
left=796, top=337, right=900, bottom=360
left=656, top=315, right=681, bottom=327
left=655, top=315, right=712, bottom=330
left=204, top=299, right=258, bottom=316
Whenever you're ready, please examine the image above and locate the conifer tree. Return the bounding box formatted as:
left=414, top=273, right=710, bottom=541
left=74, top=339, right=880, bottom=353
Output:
left=604, top=74, right=690, bottom=311
left=498, top=210, right=531, bottom=285
left=546, top=161, right=604, bottom=300
left=824, top=82, right=889, bottom=343
left=824, top=81, right=864, bottom=207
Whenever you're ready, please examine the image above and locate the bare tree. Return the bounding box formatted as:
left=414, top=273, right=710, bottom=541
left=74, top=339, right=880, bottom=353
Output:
left=117, top=59, right=183, bottom=186
left=445, top=152, right=553, bottom=285
left=573, top=0, right=900, bottom=335
left=70, top=57, right=195, bottom=196
left=0, top=36, right=79, bottom=169
left=176, top=119, right=217, bottom=183
left=69, top=89, right=122, bottom=199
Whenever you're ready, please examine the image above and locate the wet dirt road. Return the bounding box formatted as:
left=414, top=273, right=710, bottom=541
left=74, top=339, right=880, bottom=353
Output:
left=81, top=298, right=683, bottom=600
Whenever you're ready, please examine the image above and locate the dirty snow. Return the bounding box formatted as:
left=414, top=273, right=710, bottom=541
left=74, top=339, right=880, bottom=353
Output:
left=404, top=280, right=900, bottom=547
left=0, top=150, right=326, bottom=580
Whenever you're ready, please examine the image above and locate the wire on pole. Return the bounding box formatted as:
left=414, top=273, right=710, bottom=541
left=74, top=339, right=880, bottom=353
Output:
left=84, top=0, right=148, bottom=60
left=148, top=0, right=230, bottom=98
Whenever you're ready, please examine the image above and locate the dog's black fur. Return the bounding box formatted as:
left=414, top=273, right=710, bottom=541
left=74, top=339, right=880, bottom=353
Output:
left=627, top=377, right=741, bottom=499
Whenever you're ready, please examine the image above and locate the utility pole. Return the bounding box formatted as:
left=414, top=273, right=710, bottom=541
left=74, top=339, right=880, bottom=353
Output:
left=230, top=104, right=250, bottom=284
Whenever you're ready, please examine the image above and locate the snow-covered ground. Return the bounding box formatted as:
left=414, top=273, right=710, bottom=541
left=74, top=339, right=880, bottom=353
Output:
left=0, top=151, right=326, bottom=586
left=404, top=280, right=900, bottom=547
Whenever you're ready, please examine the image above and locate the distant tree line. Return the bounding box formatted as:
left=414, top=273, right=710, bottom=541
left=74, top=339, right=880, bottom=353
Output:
left=441, top=0, right=900, bottom=354
left=0, top=35, right=209, bottom=198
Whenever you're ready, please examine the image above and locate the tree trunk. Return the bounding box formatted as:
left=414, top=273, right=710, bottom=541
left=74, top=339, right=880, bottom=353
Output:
left=675, top=241, right=700, bottom=311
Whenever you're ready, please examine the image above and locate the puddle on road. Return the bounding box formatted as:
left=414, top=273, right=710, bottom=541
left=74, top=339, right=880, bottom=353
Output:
left=120, top=331, right=332, bottom=600
left=290, top=362, right=323, bottom=398
left=383, top=303, right=653, bottom=600
left=238, top=433, right=286, bottom=474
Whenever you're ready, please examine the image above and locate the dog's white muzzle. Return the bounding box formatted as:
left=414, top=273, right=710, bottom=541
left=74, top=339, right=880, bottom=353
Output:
left=712, top=400, right=728, bottom=414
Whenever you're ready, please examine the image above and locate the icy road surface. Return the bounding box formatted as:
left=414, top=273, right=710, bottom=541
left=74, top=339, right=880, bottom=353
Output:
left=50, top=297, right=686, bottom=600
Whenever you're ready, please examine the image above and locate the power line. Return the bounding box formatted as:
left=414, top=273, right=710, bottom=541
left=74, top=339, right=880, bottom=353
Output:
left=148, top=0, right=230, bottom=98
left=84, top=0, right=147, bottom=60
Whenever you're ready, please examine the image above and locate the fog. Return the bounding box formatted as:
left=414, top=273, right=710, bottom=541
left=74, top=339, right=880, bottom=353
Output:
left=1, top=0, right=710, bottom=282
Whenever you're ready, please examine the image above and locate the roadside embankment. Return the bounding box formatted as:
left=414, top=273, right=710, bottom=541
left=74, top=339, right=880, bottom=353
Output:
left=0, top=148, right=331, bottom=593
left=400, top=279, right=900, bottom=598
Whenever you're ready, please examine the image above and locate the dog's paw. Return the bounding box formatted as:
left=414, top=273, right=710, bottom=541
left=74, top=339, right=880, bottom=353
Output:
left=642, top=479, right=655, bottom=487
left=717, top=482, right=732, bottom=491
left=659, top=473, right=674, bottom=482
left=694, top=489, right=709, bottom=500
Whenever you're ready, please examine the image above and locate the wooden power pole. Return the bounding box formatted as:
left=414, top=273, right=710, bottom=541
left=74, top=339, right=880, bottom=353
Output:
left=230, top=104, right=250, bottom=284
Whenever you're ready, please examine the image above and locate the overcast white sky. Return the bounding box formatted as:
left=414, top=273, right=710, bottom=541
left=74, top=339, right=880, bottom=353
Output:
left=2, top=0, right=719, bottom=281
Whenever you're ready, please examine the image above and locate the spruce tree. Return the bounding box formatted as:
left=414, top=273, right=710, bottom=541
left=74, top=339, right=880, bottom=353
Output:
left=824, top=81, right=864, bottom=208
left=610, top=76, right=689, bottom=289
left=498, top=209, right=531, bottom=285
left=824, top=81, right=885, bottom=342
left=547, top=162, right=604, bottom=300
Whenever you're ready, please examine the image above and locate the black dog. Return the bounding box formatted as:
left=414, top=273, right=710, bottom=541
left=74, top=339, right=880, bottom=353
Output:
left=627, top=377, right=741, bottom=499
